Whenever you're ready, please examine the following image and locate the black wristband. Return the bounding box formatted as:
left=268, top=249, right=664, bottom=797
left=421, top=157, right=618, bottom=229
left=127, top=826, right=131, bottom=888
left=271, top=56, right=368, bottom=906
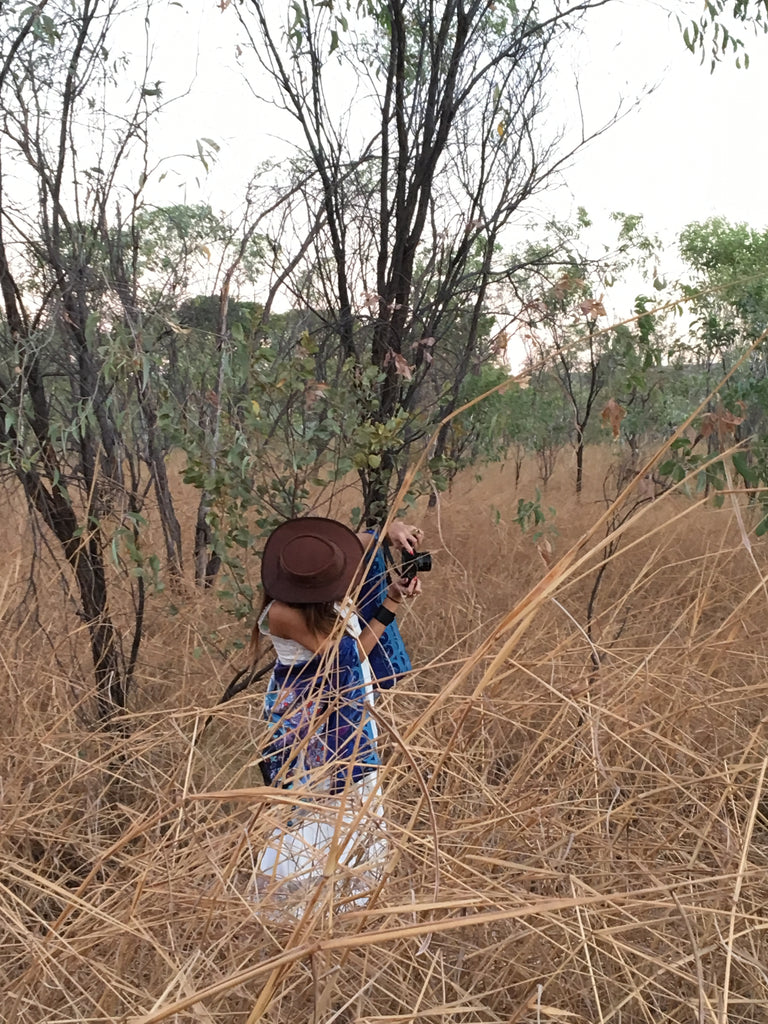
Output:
left=372, top=603, right=397, bottom=627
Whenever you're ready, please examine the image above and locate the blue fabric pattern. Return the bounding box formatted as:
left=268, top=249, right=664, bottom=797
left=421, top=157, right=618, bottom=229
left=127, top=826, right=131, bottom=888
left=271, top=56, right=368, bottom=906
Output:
left=358, top=533, right=412, bottom=688
left=260, top=636, right=380, bottom=794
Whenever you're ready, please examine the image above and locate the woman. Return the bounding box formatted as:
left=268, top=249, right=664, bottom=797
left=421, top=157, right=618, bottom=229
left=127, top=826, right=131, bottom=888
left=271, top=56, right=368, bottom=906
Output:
left=250, top=516, right=423, bottom=913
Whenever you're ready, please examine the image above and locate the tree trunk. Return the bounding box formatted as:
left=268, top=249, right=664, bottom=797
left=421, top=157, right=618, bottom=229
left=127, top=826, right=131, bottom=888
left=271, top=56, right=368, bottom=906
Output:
left=26, top=471, right=126, bottom=724
left=194, top=275, right=233, bottom=587
left=146, top=419, right=184, bottom=583
left=76, top=538, right=126, bottom=722
left=575, top=434, right=585, bottom=495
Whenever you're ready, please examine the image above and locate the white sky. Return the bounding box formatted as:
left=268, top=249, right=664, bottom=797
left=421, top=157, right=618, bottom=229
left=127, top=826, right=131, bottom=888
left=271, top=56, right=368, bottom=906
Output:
left=121, top=0, right=768, bottom=347
left=552, top=1, right=768, bottom=241
left=141, top=0, right=768, bottom=239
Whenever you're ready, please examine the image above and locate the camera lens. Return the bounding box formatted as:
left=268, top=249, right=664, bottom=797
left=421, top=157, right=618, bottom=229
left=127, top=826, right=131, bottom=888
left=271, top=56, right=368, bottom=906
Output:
left=415, top=552, right=432, bottom=573
left=402, top=550, right=431, bottom=580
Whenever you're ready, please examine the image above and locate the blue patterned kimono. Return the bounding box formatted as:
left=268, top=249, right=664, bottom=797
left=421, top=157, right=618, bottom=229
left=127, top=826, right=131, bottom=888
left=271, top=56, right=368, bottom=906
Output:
left=260, top=637, right=378, bottom=794
left=260, top=533, right=411, bottom=794
left=358, top=534, right=412, bottom=687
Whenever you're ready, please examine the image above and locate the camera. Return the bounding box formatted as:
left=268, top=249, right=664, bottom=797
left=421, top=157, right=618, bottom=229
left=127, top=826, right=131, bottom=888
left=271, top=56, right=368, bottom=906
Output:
left=401, top=549, right=432, bottom=582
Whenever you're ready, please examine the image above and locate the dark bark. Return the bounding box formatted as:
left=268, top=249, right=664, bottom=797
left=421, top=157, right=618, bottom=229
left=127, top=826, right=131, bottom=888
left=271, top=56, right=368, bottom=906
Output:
left=575, top=434, right=585, bottom=496
left=22, top=466, right=126, bottom=721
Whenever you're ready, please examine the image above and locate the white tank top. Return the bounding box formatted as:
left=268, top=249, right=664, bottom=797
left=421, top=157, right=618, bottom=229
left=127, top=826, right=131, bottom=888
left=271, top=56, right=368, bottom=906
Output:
left=258, top=603, right=315, bottom=664
left=258, top=601, right=372, bottom=685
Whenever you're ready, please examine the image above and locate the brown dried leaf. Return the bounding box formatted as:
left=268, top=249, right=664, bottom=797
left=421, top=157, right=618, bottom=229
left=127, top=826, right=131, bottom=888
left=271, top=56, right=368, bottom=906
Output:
left=411, top=336, right=436, bottom=351
left=393, top=353, right=413, bottom=379
left=580, top=296, right=607, bottom=318
left=699, top=412, right=717, bottom=439
left=491, top=330, right=509, bottom=356
left=699, top=402, right=745, bottom=442
left=537, top=538, right=553, bottom=567
left=384, top=349, right=413, bottom=380
left=550, top=274, right=584, bottom=302
left=362, top=290, right=380, bottom=313
left=304, top=381, right=328, bottom=408
left=601, top=397, right=626, bottom=438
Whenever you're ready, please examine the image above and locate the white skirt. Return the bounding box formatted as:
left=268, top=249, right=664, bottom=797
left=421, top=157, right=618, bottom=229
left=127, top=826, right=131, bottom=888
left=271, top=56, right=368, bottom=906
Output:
left=252, top=772, right=388, bottom=919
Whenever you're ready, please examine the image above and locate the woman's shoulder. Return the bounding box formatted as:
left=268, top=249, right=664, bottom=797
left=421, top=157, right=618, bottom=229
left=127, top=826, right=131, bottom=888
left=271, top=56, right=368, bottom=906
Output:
left=265, top=600, right=306, bottom=637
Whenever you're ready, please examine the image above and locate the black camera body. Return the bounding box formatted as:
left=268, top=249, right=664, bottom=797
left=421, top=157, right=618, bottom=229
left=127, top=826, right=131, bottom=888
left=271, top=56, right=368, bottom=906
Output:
left=401, top=549, right=432, bottom=582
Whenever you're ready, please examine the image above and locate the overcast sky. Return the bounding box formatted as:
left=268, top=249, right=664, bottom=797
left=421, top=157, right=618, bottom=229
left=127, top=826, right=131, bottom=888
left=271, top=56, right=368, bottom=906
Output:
left=128, top=0, right=768, bottom=338
left=554, top=1, right=768, bottom=239
left=142, top=1, right=768, bottom=237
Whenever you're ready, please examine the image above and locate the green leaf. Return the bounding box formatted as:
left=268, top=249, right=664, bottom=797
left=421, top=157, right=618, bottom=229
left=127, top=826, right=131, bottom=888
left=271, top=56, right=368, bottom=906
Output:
left=732, top=450, right=759, bottom=485
left=85, top=311, right=99, bottom=345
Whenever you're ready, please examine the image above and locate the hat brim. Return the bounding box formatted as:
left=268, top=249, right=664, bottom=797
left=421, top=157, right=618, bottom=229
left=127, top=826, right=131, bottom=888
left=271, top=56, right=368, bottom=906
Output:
left=261, top=517, right=364, bottom=604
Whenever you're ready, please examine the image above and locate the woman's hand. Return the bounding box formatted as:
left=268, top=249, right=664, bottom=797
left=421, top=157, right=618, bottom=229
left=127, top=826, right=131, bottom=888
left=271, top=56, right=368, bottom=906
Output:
left=386, top=574, right=421, bottom=604
left=385, top=521, right=424, bottom=554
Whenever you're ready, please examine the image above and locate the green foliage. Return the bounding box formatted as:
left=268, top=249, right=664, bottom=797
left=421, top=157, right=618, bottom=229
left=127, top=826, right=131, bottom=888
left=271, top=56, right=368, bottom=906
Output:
left=441, top=366, right=514, bottom=472
left=135, top=204, right=264, bottom=300
left=178, top=326, right=402, bottom=616
left=512, top=212, right=675, bottom=490
left=679, top=0, right=768, bottom=70
left=677, top=217, right=768, bottom=521
left=514, top=489, right=557, bottom=541
left=732, top=445, right=768, bottom=535
left=659, top=437, right=768, bottom=534
left=680, top=218, right=768, bottom=354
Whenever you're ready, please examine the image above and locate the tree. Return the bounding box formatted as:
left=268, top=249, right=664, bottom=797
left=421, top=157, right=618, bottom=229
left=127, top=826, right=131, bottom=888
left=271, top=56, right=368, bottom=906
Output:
left=515, top=213, right=668, bottom=494
left=0, top=0, right=170, bottom=721
left=0, top=3, right=261, bottom=718
left=679, top=218, right=768, bottom=437
left=232, top=0, right=625, bottom=522
left=672, top=216, right=768, bottom=531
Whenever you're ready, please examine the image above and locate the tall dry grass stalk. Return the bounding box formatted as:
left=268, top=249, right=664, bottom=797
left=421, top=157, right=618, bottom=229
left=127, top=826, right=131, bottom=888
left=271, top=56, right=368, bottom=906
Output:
left=2, top=446, right=768, bottom=1024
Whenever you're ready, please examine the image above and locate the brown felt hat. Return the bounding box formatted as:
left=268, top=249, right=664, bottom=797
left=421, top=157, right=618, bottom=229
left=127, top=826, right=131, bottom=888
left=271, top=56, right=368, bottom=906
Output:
left=261, top=517, right=364, bottom=604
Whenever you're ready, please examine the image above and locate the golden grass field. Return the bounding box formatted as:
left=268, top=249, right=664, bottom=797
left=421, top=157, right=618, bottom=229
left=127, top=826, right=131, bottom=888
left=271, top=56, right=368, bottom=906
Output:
left=2, top=443, right=768, bottom=1024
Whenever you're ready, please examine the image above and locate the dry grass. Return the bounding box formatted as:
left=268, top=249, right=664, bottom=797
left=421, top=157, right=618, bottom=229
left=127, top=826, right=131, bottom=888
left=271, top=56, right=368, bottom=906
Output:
left=2, top=446, right=768, bottom=1024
